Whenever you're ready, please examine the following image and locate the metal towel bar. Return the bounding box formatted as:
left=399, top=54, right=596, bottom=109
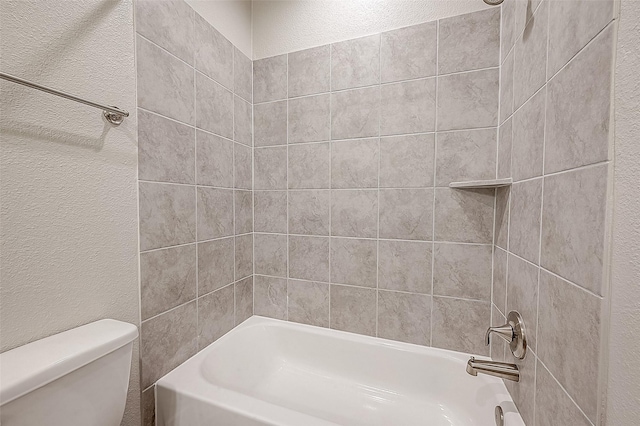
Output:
left=0, top=71, right=129, bottom=125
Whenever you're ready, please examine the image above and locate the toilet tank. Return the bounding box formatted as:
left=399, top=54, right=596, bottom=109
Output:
left=0, top=319, right=138, bottom=426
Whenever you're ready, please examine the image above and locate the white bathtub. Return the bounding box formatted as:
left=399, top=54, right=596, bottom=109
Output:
left=156, top=316, right=524, bottom=426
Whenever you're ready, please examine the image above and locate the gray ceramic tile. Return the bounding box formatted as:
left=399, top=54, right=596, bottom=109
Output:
left=197, top=187, right=234, bottom=241
left=437, top=68, right=499, bottom=131
left=504, top=344, right=536, bottom=426
left=254, top=191, right=287, bottom=233
left=234, top=143, right=252, bottom=190
left=330, top=284, right=376, bottom=336
left=288, top=142, right=331, bottom=189
left=432, top=297, right=490, bottom=355
left=512, top=87, right=545, bottom=181
left=379, top=134, right=435, bottom=188
left=254, top=275, right=287, bottom=320
left=137, top=35, right=194, bottom=124
left=438, top=8, right=500, bottom=74
left=434, top=188, right=494, bottom=244
left=138, top=109, right=195, bottom=184
left=331, top=34, right=380, bottom=91
left=380, top=21, right=437, bottom=83
left=196, top=131, right=233, bottom=187
left=513, top=1, right=548, bottom=109
left=500, top=49, right=514, bottom=124
left=287, top=279, right=330, bottom=327
left=330, top=238, right=377, bottom=288
left=234, top=47, right=252, bottom=102
left=509, top=179, right=542, bottom=264
left=141, top=301, right=197, bottom=388
left=194, top=13, right=233, bottom=90
left=198, top=284, right=234, bottom=348
left=436, top=128, right=497, bottom=186
left=492, top=247, right=507, bottom=314
left=254, top=233, right=287, bottom=277
left=501, top=0, right=517, bottom=62
left=142, top=386, right=155, bottom=426
left=255, top=147, right=287, bottom=190
left=515, top=0, right=544, bottom=57
left=379, top=189, right=432, bottom=240
left=197, top=237, right=234, bottom=295
left=288, top=45, right=330, bottom=97
left=498, top=118, right=512, bottom=179
left=289, top=236, right=330, bottom=282
left=288, top=190, right=330, bottom=235
left=544, top=25, right=613, bottom=173
left=433, top=243, right=492, bottom=301
left=235, top=190, right=253, bottom=235
left=490, top=307, right=507, bottom=362
left=136, top=0, right=193, bottom=65
left=506, top=254, right=539, bottom=351
left=547, top=0, right=614, bottom=77
left=538, top=270, right=601, bottom=422
left=254, top=54, right=288, bottom=103
left=235, top=234, right=253, bottom=280
left=331, top=189, right=378, bottom=238
left=331, top=86, right=380, bottom=140
left=140, top=244, right=196, bottom=320
left=535, top=360, right=592, bottom=426
left=331, top=138, right=379, bottom=188
left=378, top=291, right=431, bottom=345
left=139, top=182, right=196, bottom=251
left=196, top=73, right=233, bottom=138
left=235, top=276, right=253, bottom=325
left=254, top=101, right=287, bottom=147
left=234, top=96, right=252, bottom=146
left=378, top=240, right=432, bottom=294
left=380, top=78, right=436, bottom=135
left=288, top=94, right=331, bottom=143
left=494, top=187, right=510, bottom=249
left=541, top=164, right=608, bottom=294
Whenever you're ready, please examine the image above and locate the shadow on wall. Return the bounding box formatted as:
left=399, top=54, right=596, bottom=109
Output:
left=0, top=118, right=111, bottom=151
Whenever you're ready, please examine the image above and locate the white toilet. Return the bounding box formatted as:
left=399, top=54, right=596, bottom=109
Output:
left=0, top=319, right=138, bottom=426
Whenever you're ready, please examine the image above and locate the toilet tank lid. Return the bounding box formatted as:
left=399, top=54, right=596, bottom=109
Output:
left=0, top=319, right=138, bottom=406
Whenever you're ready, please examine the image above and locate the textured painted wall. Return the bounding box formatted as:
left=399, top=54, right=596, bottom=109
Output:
left=252, top=0, right=490, bottom=59
left=134, top=1, right=253, bottom=424
left=0, top=0, right=140, bottom=424
left=492, top=0, right=616, bottom=424
left=607, top=0, right=640, bottom=423
left=252, top=8, right=501, bottom=356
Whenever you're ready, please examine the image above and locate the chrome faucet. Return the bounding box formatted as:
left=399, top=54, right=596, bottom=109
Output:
left=466, top=357, right=520, bottom=382
left=465, top=311, right=528, bottom=382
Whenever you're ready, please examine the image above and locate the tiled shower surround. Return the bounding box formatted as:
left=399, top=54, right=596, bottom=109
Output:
left=134, top=1, right=253, bottom=424
left=134, top=1, right=615, bottom=425
left=252, top=7, right=502, bottom=352
left=491, top=1, right=615, bottom=425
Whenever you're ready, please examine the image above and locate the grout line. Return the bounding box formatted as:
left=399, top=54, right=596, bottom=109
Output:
left=375, top=35, right=382, bottom=339
left=430, top=20, right=439, bottom=348
left=253, top=66, right=497, bottom=107
left=232, top=46, right=237, bottom=328
left=193, top=45, right=199, bottom=346
left=252, top=49, right=256, bottom=317
left=137, top=105, right=252, bottom=147
left=536, top=358, right=597, bottom=426
left=252, top=232, right=493, bottom=246
left=328, top=44, right=333, bottom=329
left=285, top=53, right=290, bottom=322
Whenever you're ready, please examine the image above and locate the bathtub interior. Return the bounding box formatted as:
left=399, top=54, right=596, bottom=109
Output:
left=178, top=317, right=518, bottom=426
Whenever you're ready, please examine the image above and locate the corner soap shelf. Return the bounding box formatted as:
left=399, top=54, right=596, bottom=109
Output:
left=449, top=178, right=512, bottom=189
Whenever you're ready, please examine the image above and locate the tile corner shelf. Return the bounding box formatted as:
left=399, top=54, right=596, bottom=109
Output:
left=449, top=178, right=513, bottom=189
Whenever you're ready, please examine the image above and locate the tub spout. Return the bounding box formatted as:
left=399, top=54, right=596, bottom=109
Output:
left=466, top=357, right=519, bottom=382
